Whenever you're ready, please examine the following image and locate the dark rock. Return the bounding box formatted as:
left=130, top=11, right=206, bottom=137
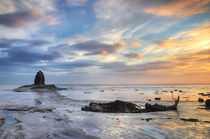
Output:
left=198, top=98, right=204, bottom=102
left=82, top=96, right=180, bottom=113
left=141, top=118, right=153, bottom=121
left=14, top=84, right=67, bottom=92
left=2, top=105, right=53, bottom=113
left=0, top=118, right=5, bottom=127
left=205, top=99, right=210, bottom=108
left=181, top=118, right=198, bottom=122
left=182, top=97, right=189, bottom=98
left=30, top=108, right=53, bottom=113
left=84, top=92, right=91, bottom=94
left=34, top=70, right=45, bottom=85
left=162, top=91, right=168, bottom=92
left=14, top=118, right=22, bottom=123
left=155, top=97, right=161, bottom=101
left=198, top=93, right=210, bottom=96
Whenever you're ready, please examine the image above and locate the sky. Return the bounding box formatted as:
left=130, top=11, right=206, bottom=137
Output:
left=0, top=0, right=209, bottom=84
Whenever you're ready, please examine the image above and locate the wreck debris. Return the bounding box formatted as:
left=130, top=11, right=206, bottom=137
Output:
left=82, top=96, right=180, bottom=113
left=198, top=98, right=204, bottom=103
left=198, top=93, right=210, bottom=96
left=205, top=99, right=210, bottom=108
left=181, top=118, right=199, bottom=122
left=155, top=98, right=161, bottom=101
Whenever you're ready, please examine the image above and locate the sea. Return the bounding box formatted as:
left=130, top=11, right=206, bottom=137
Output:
left=0, top=84, right=210, bottom=139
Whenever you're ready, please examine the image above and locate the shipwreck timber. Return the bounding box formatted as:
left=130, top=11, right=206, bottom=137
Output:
left=82, top=96, right=180, bottom=113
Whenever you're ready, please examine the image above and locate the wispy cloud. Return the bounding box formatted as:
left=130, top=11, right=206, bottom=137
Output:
left=66, top=0, right=88, bottom=6
left=156, top=25, right=210, bottom=49
left=144, top=0, right=210, bottom=18
left=124, top=52, right=143, bottom=59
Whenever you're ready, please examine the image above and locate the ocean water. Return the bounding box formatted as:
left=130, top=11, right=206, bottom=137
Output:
left=0, top=84, right=210, bottom=139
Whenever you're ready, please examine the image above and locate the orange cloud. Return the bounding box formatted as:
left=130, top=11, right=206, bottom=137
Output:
left=144, top=0, right=209, bottom=17
left=156, top=25, right=210, bottom=48
left=99, top=50, right=109, bottom=55
left=145, top=48, right=210, bottom=76
left=131, top=41, right=141, bottom=47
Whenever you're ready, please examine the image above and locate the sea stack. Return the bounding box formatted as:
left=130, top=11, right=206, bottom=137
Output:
left=34, top=70, right=45, bottom=85
left=14, top=71, right=67, bottom=92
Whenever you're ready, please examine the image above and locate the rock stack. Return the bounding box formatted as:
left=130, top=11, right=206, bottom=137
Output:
left=34, top=70, right=45, bottom=85
left=14, top=70, right=67, bottom=92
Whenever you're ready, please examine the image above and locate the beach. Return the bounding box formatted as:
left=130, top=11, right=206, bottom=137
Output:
left=0, top=84, right=209, bottom=139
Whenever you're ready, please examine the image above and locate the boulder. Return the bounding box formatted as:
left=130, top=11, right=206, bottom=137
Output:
left=34, top=70, right=45, bottom=85
left=205, top=99, right=210, bottom=108
left=198, top=98, right=204, bottom=102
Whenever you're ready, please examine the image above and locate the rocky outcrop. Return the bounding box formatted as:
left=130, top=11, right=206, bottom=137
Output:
left=14, top=71, right=67, bottom=92
left=82, top=96, right=180, bottom=113
left=14, top=84, right=67, bottom=92
left=34, top=71, right=45, bottom=85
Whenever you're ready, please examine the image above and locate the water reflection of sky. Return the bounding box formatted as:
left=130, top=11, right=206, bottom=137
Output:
left=0, top=92, right=35, bottom=106
left=0, top=84, right=209, bottom=138
left=59, top=84, right=210, bottom=102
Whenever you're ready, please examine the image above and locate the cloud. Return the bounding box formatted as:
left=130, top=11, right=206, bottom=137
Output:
left=0, top=38, right=60, bottom=69
left=68, top=35, right=90, bottom=45
left=93, top=0, right=144, bottom=33
left=66, top=0, right=88, bottom=6
left=0, top=0, right=56, bottom=14
left=51, top=60, right=96, bottom=70
left=0, top=38, right=50, bottom=48
left=156, top=25, right=210, bottom=48
left=174, top=49, right=210, bottom=65
left=93, top=0, right=209, bottom=41
left=1, top=46, right=60, bottom=64
left=144, top=0, right=210, bottom=18
left=46, top=16, right=60, bottom=26
left=120, top=38, right=142, bottom=47
left=124, top=52, right=143, bottom=59
left=70, top=40, right=126, bottom=55
left=0, top=9, right=45, bottom=27
left=99, top=48, right=210, bottom=77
